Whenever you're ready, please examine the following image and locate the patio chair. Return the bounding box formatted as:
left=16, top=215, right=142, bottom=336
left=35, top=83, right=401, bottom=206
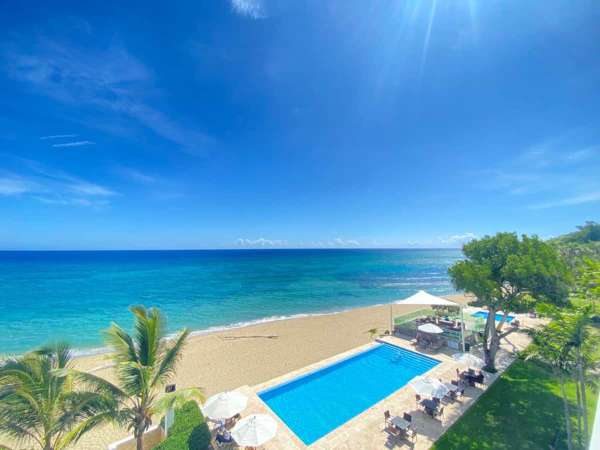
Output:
left=214, top=429, right=234, bottom=447
left=435, top=406, right=445, bottom=420
left=384, top=410, right=392, bottom=427
left=384, top=422, right=403, bottom=438
left=415, top=394, right=422, bottom=407
left=402, top=413, right=417, bottom=441
left=473, top=372, right=485, bottom=387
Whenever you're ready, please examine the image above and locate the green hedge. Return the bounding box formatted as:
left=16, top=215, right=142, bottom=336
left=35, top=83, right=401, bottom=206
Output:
left=153, top=401, right=211, bottom=450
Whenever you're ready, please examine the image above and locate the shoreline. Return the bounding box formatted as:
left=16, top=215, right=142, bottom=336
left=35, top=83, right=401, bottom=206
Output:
left=53, top=295, right=460, bottom=359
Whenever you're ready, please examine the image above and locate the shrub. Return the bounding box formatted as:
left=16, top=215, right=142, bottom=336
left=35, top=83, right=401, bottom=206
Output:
left=153, top=401, right=211, bottom=450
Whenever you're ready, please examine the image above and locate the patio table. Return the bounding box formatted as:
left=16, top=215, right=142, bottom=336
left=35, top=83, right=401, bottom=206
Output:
left=391, top=417, right=410, bottom=430
left=444, top=382, right=459, bottom=392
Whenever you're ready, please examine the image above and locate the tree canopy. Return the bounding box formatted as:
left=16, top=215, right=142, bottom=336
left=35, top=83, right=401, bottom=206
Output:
left=449, top=232, right=572, bottom=370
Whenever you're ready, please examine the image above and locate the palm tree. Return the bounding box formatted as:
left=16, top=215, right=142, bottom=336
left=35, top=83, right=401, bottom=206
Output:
left=73, top=306, right=203, bottom=450
left=0, top=343, right=111, bottom=450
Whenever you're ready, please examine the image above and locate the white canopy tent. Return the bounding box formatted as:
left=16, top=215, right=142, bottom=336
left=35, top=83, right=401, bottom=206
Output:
left=390, top=290, right=465, bottom=351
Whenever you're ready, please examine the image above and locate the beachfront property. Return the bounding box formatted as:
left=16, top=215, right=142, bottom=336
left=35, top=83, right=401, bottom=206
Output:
left=191, top=291, right=543, bottom=450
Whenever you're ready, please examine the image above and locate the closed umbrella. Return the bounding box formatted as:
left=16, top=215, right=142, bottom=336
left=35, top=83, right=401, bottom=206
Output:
left=452, top=353, right=485, bottom=369
left=417, top=323, right=444, bottom=334
left=231, top=414, right=277, bottom=448
left=202, top=391, right=248, bottom=420
left=409, top=376, right=449, bottom=399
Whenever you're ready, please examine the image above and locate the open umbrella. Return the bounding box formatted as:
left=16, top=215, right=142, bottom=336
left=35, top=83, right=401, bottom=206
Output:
left=409, top=376, right=449, bottom=399
left=452, top=353, right=485, bottom=369
left=231, top=414, right=277, bottom=448
left=417, top=323, right=444, bottom=334
left=202, top=391, right=248, bottom=420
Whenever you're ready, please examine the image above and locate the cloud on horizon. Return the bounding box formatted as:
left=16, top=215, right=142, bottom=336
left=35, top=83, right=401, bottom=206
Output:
left=438, top=232, right=476, bottom=244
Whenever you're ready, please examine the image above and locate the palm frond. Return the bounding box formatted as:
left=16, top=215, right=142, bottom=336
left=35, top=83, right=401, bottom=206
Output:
left=130, top=306, right=164, bottom=367
left=67, top=370, right=127, bottom=401
left=151, top=329, right=189, bottom=387
left=104, top=323, right=140, bottom=366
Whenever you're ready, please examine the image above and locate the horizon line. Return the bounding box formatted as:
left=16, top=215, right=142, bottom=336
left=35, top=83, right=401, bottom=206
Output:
left=0, top=247, right=463, bottom=252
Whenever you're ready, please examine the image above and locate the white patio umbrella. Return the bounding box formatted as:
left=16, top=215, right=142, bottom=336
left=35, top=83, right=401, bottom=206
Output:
left=409, top=376, right=450, bottom=399
left=417, top=323, right=444, bottom=334
left=202, top=391, right=248, bottom=420
left=231, top=414, right=277, bottom=448
left=452, top=352, right=485, bottom=369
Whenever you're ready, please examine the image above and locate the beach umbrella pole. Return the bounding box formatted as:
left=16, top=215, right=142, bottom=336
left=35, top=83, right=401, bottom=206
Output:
left=460, top=306, right=466, bottom=352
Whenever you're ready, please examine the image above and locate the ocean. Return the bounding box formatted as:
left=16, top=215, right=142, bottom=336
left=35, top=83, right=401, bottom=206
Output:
left=0, top=249, right=462, bottom=354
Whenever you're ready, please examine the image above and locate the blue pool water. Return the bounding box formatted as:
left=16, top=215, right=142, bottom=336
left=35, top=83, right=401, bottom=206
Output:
left=472, top=311, right=515, bottom=322
left=259, top=343, right=439, bottom=445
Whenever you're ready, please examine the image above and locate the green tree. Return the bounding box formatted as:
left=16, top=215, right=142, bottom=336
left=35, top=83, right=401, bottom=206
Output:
left=449, top=233, right=571, bottom=371
left=73, top=306, right=204, bottom=450
left=0, top=344, right=111, bottom=450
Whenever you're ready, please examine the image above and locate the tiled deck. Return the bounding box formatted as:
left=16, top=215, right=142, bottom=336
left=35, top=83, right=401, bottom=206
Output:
left=213, top=311, right=543, bottom=450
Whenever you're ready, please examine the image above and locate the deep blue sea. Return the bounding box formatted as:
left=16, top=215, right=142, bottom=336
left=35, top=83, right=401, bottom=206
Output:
left=0, top=249, right=461, bottom=354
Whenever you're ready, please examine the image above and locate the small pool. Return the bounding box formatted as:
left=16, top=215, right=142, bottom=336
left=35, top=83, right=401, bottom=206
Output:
left=258, top=343, right=439, bottom=445
left=472, top=311, right=515, bottom=322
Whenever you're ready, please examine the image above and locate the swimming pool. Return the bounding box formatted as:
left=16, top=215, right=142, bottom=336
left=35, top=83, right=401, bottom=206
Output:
left=471, top=311, right=515, bottom=322
left=258, top=343, right=439, bottom=445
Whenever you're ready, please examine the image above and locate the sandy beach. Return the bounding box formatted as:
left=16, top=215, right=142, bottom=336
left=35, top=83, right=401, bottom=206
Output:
left=57, top=295, right=470, bottom=450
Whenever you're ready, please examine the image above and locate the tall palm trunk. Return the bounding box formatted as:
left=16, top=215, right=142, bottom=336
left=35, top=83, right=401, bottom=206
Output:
left=558, top=370, right=573, bottom=450
left=575, top=379, right=582, bottom=445
left=135, top=427, right=144, bottom=450
left=576, top=347, right=588, bottom=446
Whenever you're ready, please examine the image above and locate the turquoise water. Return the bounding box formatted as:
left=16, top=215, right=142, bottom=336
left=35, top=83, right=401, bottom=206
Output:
left=0, top=249, right=461, bottom=354
left=259, top=343, right=439, bottom=445
left=472, top=311, right=515, bottom=322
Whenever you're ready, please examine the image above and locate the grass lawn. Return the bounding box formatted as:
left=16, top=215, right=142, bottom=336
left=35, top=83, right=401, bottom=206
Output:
left=432, top=359, right=598, bottom=450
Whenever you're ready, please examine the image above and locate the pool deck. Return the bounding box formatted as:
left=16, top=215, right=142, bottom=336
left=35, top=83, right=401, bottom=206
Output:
left=213, top=310, right=544, bottom=449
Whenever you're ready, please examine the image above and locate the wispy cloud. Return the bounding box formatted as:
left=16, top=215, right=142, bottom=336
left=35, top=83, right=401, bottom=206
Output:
left=0, top=176, right=36, bottom=196
left=52, top=140, right=95, bottom=148
left=0, top=159, right=117, bottom=207
left=482, top=133, right=600, bottom=209
left=40, top=134, right=77, bottom=140
left=230, top=0, right=266, bottom=19
left=114, top=166, right=157, bottom=184
left=4, top=39, right=213, bottom=154
left=529, top=192, right=600, bottom=210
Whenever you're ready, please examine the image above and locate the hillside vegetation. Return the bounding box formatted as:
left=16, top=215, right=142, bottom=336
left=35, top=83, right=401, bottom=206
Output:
left=550, top=221, right=600, bottom=266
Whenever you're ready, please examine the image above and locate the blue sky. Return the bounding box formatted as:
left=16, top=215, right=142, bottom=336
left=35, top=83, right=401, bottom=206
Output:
left=1, top=0, right=599, bottom=250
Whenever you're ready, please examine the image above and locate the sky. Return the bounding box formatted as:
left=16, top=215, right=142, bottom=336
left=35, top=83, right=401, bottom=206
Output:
left=1, top=0, right=599, bottom=250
